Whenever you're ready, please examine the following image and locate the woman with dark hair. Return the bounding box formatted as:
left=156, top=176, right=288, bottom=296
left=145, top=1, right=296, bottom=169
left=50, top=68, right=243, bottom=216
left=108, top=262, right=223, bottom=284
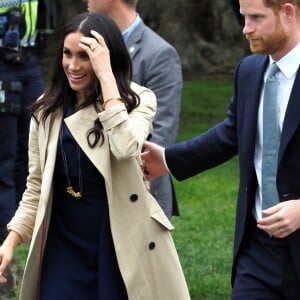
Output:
left=0, top=12, right=190, bottom=300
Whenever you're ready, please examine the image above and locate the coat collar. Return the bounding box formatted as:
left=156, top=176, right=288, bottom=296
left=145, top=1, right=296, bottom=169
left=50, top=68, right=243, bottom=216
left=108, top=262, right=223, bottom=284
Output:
left=125, top=19, right=146, bottom=60
left=64, top=105, right=112, bottom=187
left=38, top=104, right=113, bottom=194
left=38, top=108, right=62, bottom=171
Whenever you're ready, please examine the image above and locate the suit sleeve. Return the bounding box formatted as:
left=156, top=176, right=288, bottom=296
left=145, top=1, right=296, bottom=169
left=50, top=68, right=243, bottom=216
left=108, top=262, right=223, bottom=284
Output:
left=166, top=95, right=238, bottom=181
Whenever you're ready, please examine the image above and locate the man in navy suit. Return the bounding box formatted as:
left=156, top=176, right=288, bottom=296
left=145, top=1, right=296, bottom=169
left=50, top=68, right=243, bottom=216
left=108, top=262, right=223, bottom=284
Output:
left=83, top=0, right=182, bottom=219
left=142, top=0, right=300, bottom=298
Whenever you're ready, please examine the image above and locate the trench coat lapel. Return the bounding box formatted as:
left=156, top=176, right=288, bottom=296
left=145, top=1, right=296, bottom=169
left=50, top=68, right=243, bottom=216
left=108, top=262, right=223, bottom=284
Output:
left=64, top=105, right=112, bottom=192
left=33, top=109, right=62, bottom=239
left=38, top=109, right=62, bottom=171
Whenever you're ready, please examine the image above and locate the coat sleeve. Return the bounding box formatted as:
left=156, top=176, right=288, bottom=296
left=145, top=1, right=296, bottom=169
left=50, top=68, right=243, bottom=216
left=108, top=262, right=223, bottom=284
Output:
left=166, top=95, right=238, bottom=181
left=98, top=83, right=157, bottom=160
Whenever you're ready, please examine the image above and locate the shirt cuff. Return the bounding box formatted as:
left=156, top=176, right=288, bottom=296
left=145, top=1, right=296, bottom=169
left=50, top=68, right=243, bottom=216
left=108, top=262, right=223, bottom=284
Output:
left=162, top=148, right=170, bottom=173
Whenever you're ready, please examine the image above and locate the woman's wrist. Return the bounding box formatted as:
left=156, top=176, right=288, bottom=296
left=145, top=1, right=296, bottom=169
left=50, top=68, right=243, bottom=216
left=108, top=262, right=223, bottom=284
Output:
left=2, top=231, right=22, bottom=248
left=103, top=97, right=124, bottom=109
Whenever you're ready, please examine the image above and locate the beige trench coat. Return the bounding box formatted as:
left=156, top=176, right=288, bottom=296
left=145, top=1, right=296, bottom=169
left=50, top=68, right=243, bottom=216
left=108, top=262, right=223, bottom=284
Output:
left=8, top=82, right=190, bottom=300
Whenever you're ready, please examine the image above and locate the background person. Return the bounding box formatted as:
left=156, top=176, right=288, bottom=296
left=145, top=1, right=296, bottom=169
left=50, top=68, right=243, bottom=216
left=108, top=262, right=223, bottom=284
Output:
left=142, top=0, right=300, bottom=298
left=0, top=0, right=44, bottom=239
left=83, top=0, right=182, bottom=218
left=0, top=0, right=44, bottom=296
left=0, top=12, right=190, bottom=300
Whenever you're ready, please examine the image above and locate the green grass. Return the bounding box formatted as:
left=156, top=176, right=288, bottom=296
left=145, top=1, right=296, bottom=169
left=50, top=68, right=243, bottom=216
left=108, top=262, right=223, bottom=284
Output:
left=172, top=78, right=238, bottom=299
left=13, top=78, right=238, bottom=299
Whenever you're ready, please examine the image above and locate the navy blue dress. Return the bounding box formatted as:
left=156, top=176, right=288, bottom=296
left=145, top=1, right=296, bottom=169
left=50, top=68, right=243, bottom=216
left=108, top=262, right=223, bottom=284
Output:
left=39, top=106, right=128, bottom=299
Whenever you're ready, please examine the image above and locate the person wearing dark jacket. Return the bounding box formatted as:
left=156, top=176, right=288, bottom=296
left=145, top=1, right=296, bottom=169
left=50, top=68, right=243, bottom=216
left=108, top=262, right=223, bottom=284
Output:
left=142, top=0, right=300, bottom=298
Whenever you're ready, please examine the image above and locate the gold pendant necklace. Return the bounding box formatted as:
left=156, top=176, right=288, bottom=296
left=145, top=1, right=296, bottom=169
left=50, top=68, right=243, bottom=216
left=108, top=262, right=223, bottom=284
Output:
left=66, top=186, right=82, bottom=198
left=59, top=125, right=83, bottom=198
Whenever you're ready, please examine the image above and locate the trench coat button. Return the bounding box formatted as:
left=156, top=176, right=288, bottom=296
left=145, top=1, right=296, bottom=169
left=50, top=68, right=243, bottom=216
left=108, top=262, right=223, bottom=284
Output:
left=130, top=194, right=138, bottom=202
left=149, top=242, right=156, bottom=250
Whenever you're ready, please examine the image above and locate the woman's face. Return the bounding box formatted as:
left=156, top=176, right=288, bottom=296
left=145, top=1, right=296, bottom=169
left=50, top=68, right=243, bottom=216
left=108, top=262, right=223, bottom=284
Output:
left=62, top=31, right=97, bottom=101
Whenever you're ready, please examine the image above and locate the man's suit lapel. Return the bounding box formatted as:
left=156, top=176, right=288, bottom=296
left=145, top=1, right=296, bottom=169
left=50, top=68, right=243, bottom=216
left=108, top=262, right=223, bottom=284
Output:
left=240, top=57, right=268, bottom=174
left=125, top=21, right=145, bottom=60
left=279, top=66, right=300, bottom=162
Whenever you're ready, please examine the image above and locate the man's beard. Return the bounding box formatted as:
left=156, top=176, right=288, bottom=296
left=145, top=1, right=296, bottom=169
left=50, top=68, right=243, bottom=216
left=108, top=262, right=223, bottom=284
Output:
left=246, top=18, right=288, bottom=55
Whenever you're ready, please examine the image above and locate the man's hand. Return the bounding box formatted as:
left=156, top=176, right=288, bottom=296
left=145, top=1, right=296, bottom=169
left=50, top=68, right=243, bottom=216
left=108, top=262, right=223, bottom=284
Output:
left=141, top=141, right=168, bottom=180
left=257, top=199, right=300, bottom=238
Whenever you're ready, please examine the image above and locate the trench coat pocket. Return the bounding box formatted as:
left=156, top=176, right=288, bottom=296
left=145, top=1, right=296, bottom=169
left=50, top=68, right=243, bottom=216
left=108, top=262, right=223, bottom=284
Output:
left=151, top=209, right=175, bottom=231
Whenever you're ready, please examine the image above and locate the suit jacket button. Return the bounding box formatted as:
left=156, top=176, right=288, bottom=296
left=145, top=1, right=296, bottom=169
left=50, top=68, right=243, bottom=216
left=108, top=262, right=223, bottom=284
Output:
left=149, top=242, right=156, bottom=250
left=130, top=194, right=138, bottom=202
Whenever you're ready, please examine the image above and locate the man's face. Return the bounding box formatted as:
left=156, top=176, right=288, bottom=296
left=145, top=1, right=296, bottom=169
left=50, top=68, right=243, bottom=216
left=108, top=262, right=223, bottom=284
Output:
left=240, top=0, right=289, bottom=60
left=83, top=0, right=111, bottom=13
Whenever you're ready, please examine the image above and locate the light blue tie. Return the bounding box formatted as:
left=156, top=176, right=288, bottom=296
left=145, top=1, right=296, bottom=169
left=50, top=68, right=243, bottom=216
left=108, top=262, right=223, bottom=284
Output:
left=261, top=63, right=280, bottom=211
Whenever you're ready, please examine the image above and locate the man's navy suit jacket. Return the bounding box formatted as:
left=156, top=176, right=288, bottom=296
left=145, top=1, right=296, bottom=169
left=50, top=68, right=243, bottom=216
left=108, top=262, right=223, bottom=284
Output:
left=165, top=54, right=300, bottom=282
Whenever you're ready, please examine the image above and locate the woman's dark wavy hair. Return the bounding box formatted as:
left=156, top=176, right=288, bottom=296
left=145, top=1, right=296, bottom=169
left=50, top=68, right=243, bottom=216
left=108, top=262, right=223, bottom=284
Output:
left=31, top=12, right=140, bottom=147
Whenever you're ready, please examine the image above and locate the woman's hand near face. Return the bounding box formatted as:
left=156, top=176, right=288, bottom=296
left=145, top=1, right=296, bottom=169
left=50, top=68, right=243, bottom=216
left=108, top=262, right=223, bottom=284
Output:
left=79, top=30, right=112, bottom=79
left=79, top=30, right=120, bottom=101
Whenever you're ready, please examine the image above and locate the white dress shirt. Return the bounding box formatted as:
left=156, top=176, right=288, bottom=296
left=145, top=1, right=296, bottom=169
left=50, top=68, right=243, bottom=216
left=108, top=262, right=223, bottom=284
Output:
left=254, top=43, right=300, bottom=219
